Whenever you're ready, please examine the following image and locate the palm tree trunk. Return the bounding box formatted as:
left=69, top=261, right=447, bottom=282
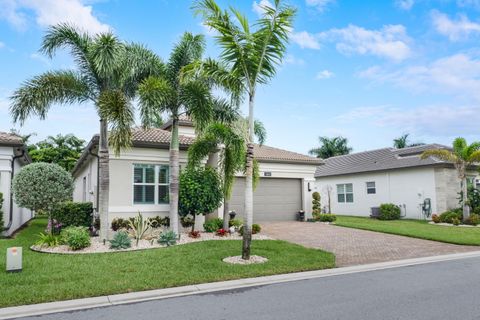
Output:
left=242, top=93, right=255, bottom=260
left=169, top=117, right=180, bottom=234
left=98, top=119, right=110, bottom=241
left=462, top=175, right=470, bottom=221
left=223, top=196, right=230, bottom=230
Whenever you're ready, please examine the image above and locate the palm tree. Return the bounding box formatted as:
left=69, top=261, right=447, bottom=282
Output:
left=194, top=0, right=295, bottom=260
left=393, top=133, right=425, bottom=149
left=309, top=136, right=352, bottom=159
left=9, top=24, right=156, bottom=241
left=138, top=32, right=215, bottom=234
left=421, top=138, right=480, bottom=221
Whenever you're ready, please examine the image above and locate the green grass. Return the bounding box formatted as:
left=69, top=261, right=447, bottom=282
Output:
left=0, top=218, right=335, bottom=308
left=335, top=216, right=480, bottom=246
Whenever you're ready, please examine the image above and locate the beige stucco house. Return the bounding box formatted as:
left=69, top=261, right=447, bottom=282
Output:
left=315, top=144, right=478, bottom=219
left=72, top=119, right=322, bottom=224
left=0, top=132, right=32, bottom=236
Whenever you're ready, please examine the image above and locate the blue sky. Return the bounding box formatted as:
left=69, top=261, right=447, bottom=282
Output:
left=0, top=0, right=479, bottom=155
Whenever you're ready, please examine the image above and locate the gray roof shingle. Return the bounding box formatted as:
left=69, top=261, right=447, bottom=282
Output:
left=315, top=144, right=452, bottom=178
left=0, top=131, right=23, bottom=146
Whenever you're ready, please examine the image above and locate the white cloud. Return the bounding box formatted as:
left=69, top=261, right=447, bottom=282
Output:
left=305, top=0, right=335, bottom=12
left=358, top=53, right=480, bottom=101
left=431, top=10, right=480, bottom=41
left=0, top=42, right=4, bottom=49
left=283, top=54, right=305, bottom=66
left=457, top=0, right=480, bottom=9
left=199, top=22, right=216, bottom=36
left=290, top=31, right=321, bottom=49
left=0, top=0, right=110, bottom=34
left=320, top=24, right=412, bottom=62
left=252, top=0, right=273, bottom=16
left=30, top=52, right=50, bottom=65
left=316, top=70, right=334, bottom=79
left=395, top=0, right=414, bottom=10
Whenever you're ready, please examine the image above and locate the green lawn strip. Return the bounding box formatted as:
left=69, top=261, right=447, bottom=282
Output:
left=0, top=218, right=335, bottom=308
left=335, top=216, right=480, bottom=246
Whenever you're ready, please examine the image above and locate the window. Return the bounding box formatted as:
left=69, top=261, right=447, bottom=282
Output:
left=366, top=181, right=376, bottom=194
left=133, top=164, right=169, bottom=204
left=337, top=183, right=353, bottom=203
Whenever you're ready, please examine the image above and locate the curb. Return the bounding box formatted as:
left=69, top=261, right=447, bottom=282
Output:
left=2, top=250, right=480, bottom=319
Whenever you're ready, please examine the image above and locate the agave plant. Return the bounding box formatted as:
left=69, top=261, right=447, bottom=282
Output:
left=128, top=212, right=153, bottom=246
left=158, top=230, right=178, bottom=247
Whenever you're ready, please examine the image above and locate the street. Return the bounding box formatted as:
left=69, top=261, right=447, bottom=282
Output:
left=18, top=256, right=480, bottom=320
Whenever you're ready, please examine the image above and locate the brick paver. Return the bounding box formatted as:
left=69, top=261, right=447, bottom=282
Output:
left=262, top=221, right=478, bottom=267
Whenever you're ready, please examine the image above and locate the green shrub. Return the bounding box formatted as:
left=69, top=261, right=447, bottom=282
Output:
left=149, top=216, right=169, bottom=228
left=312, top=191, right=321, bottom=215
left=109, top=231, right=131, bottom=250
left=378, top=203, right=401, bottom=220
left=315, top=214, right=337, bottom=222
left=439, top=210, right=463, bottom=224
left=464, top=214, right=480, bottom=226
left=239, top=224, right=261, bottom=235
left=431, top=214, right=441, bottom=223
left=61, top=226, right=90, bottom=250
left=452, top=217, right=461, bottom=226
left=51, top=202, right=93, bottom=228
left=158, top=230, right=178, bottom=247
left=111, top=218, right=131, bottom=231
left=204, top=218, right=223, bottom=232
left=36, top=233, right=60, bottom=247
left=228, top=219, right=242, bottom=228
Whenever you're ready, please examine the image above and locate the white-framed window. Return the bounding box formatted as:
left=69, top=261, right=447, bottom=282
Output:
left=133, top=164, right=169, bottom=204
left=366, top=181, right=376, bottom=194
left=337, top=183, right=353, bottom=203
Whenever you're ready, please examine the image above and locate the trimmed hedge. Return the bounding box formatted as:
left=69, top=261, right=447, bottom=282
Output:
left=314, top=213, right=337, bottom=222
left=51, top=202, right=93, bottom=228
left=378, top=203, right=401, bottom=220
left=203, top=218, right=223, bottom=233
left=439, top=209, right=463, bottom=224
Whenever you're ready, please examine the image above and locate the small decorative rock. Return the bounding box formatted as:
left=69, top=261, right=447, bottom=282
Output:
left=222, top=255, right=268, bottom=265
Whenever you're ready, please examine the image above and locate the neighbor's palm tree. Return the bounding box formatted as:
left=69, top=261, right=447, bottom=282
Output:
left=194, top=0, right=295, bottom=260
left=422, top=138, right=480, bottom=221
left=10, top=24, right=157, bottom=241
left=393, top=133, right=425, bottom=149
left=309, top=136, right=352, bottom=159
left=138, top=32, right=215, bottom=234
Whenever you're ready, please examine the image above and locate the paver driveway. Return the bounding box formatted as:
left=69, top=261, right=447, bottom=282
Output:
left=262, top=221, right=478, bottom=266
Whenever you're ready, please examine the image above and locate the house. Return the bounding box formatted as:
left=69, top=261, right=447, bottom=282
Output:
left=314, top=144, right=477, bottom=219
left=0, top=132, right=32, bottom=236
left=72, top=120, right=322, bottom=224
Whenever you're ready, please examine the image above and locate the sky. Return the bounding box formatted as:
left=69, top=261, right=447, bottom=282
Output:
left=0, top=0, right=479, bottom=155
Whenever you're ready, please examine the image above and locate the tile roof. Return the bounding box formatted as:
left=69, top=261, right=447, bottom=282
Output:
left=315, top=144, right=453, bottom=178
left=160, top=115, right=194, bottom=130
left=0, top=131, right=24, bottom=146
left=254, top=145, right=323, bottom=164
left=131, top=128, right=195, bottom=146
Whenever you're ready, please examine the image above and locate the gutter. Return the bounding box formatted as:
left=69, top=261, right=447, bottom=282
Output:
left=3, top=148, right=25, bottom=232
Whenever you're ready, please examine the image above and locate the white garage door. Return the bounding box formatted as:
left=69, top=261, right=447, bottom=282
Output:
left=229, top=177, right=302, bottom=222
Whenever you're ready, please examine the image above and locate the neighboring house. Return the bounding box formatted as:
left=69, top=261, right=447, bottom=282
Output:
left=0, top=132, right=32, bottom=236
left=315, top=144, right=477, bottom=219
left=72, top=121, right=322, bottom=224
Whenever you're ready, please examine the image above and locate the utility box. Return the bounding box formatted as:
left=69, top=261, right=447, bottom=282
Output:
left=6, top=247, right=22, bottom=272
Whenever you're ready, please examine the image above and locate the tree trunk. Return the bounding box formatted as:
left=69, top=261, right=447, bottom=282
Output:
left=169, top=118, right=180, bottom=235
left=242, top=93, right=255, bottom=260
left=223, top=197, right=230, bottom=230
left=462, top=175, right=470, bottom=221
left=98, top=119, right=110, bottom=241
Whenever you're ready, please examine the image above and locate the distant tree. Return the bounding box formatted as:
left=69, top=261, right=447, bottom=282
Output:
left=422, top=138, right=480, bottom=221
left=309, top=136, right=352, bottom=159
left=28, top=134, right=85, bottom=172
left=393, top=133, right=425, bottom=149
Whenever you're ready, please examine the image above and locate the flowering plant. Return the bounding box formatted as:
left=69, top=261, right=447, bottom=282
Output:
left=216, top=228, right=228, bottom=237
left=189, top=230, right=201, bottom=238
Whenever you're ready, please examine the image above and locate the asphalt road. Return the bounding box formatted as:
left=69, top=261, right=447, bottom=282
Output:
left=19, top=256, right=480, bottom=320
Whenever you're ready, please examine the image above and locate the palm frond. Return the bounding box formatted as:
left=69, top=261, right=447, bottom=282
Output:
left=467, top=150, right=480, bottom=164
left=187, top=136, right=219, bottom=168
left=254, top=119, right=266, bottom=145
left=211, top=97, right=240, bottom=124
left=138, top=76, right=176, bottom=128
left=452, top=137, right=467, bottom=158
left=180, top=80, right=213, bottom=131
left=167, top=32, right=206, bottom=85
left=90, top=32, right=125, bottom=87
left=421, top=149, right=457, bottom=163
left=10, top=70, right=91, bottom=124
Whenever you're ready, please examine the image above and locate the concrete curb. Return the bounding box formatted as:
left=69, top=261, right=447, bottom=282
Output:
left=2, top=250, right=480, bottom=319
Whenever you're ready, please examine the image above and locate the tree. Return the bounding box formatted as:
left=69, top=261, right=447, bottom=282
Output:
left=312, top=192, right=321, bottom=216
left=138, top=32, right=216, bottom=234
left=309, top=136, right=352, bottom=159
left=421, top=138, right=480, bottom=221
left=179, top=166, right=223, bottom=231
left=28, top=134, right=85, bottom=171
left=393, top=133, right=425, bottom=149
left=9, top=24, right=156, bottom=241
left=12, top=163, right=73, bottom=213
left=194, top=0, right=295, bottom=260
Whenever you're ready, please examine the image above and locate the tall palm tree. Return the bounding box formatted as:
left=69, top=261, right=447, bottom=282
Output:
left=422, top=138, right=480, bottom=221
left=393, top=133, right=425, bottom=149
left=309, top=136, right=352, bottom=159
left=9, top=24, right=156, bottom=241
left=138, top=32, right=215, bottom=234
left=194, top=0, right=295, bottom=260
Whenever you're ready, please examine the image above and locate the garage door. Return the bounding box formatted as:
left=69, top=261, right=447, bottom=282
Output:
left=229, top=178, right=302, bottom=222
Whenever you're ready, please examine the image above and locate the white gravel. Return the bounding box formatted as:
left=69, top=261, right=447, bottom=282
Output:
left=222, top=255, right=268, bottom=265
left=428, top=221, right=480, bottom=228
left=31, top=232, right=271, bottom=254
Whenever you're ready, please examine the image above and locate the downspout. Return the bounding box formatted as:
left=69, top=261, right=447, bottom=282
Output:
left=3, top=148, right=25, bottom=232
left=88, top=149, right=100, bottom=212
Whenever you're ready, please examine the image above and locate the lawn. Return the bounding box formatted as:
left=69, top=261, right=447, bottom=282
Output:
left=0, top=218, right=335, bottom=308
left=335, top=216, right=480, bottom=246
